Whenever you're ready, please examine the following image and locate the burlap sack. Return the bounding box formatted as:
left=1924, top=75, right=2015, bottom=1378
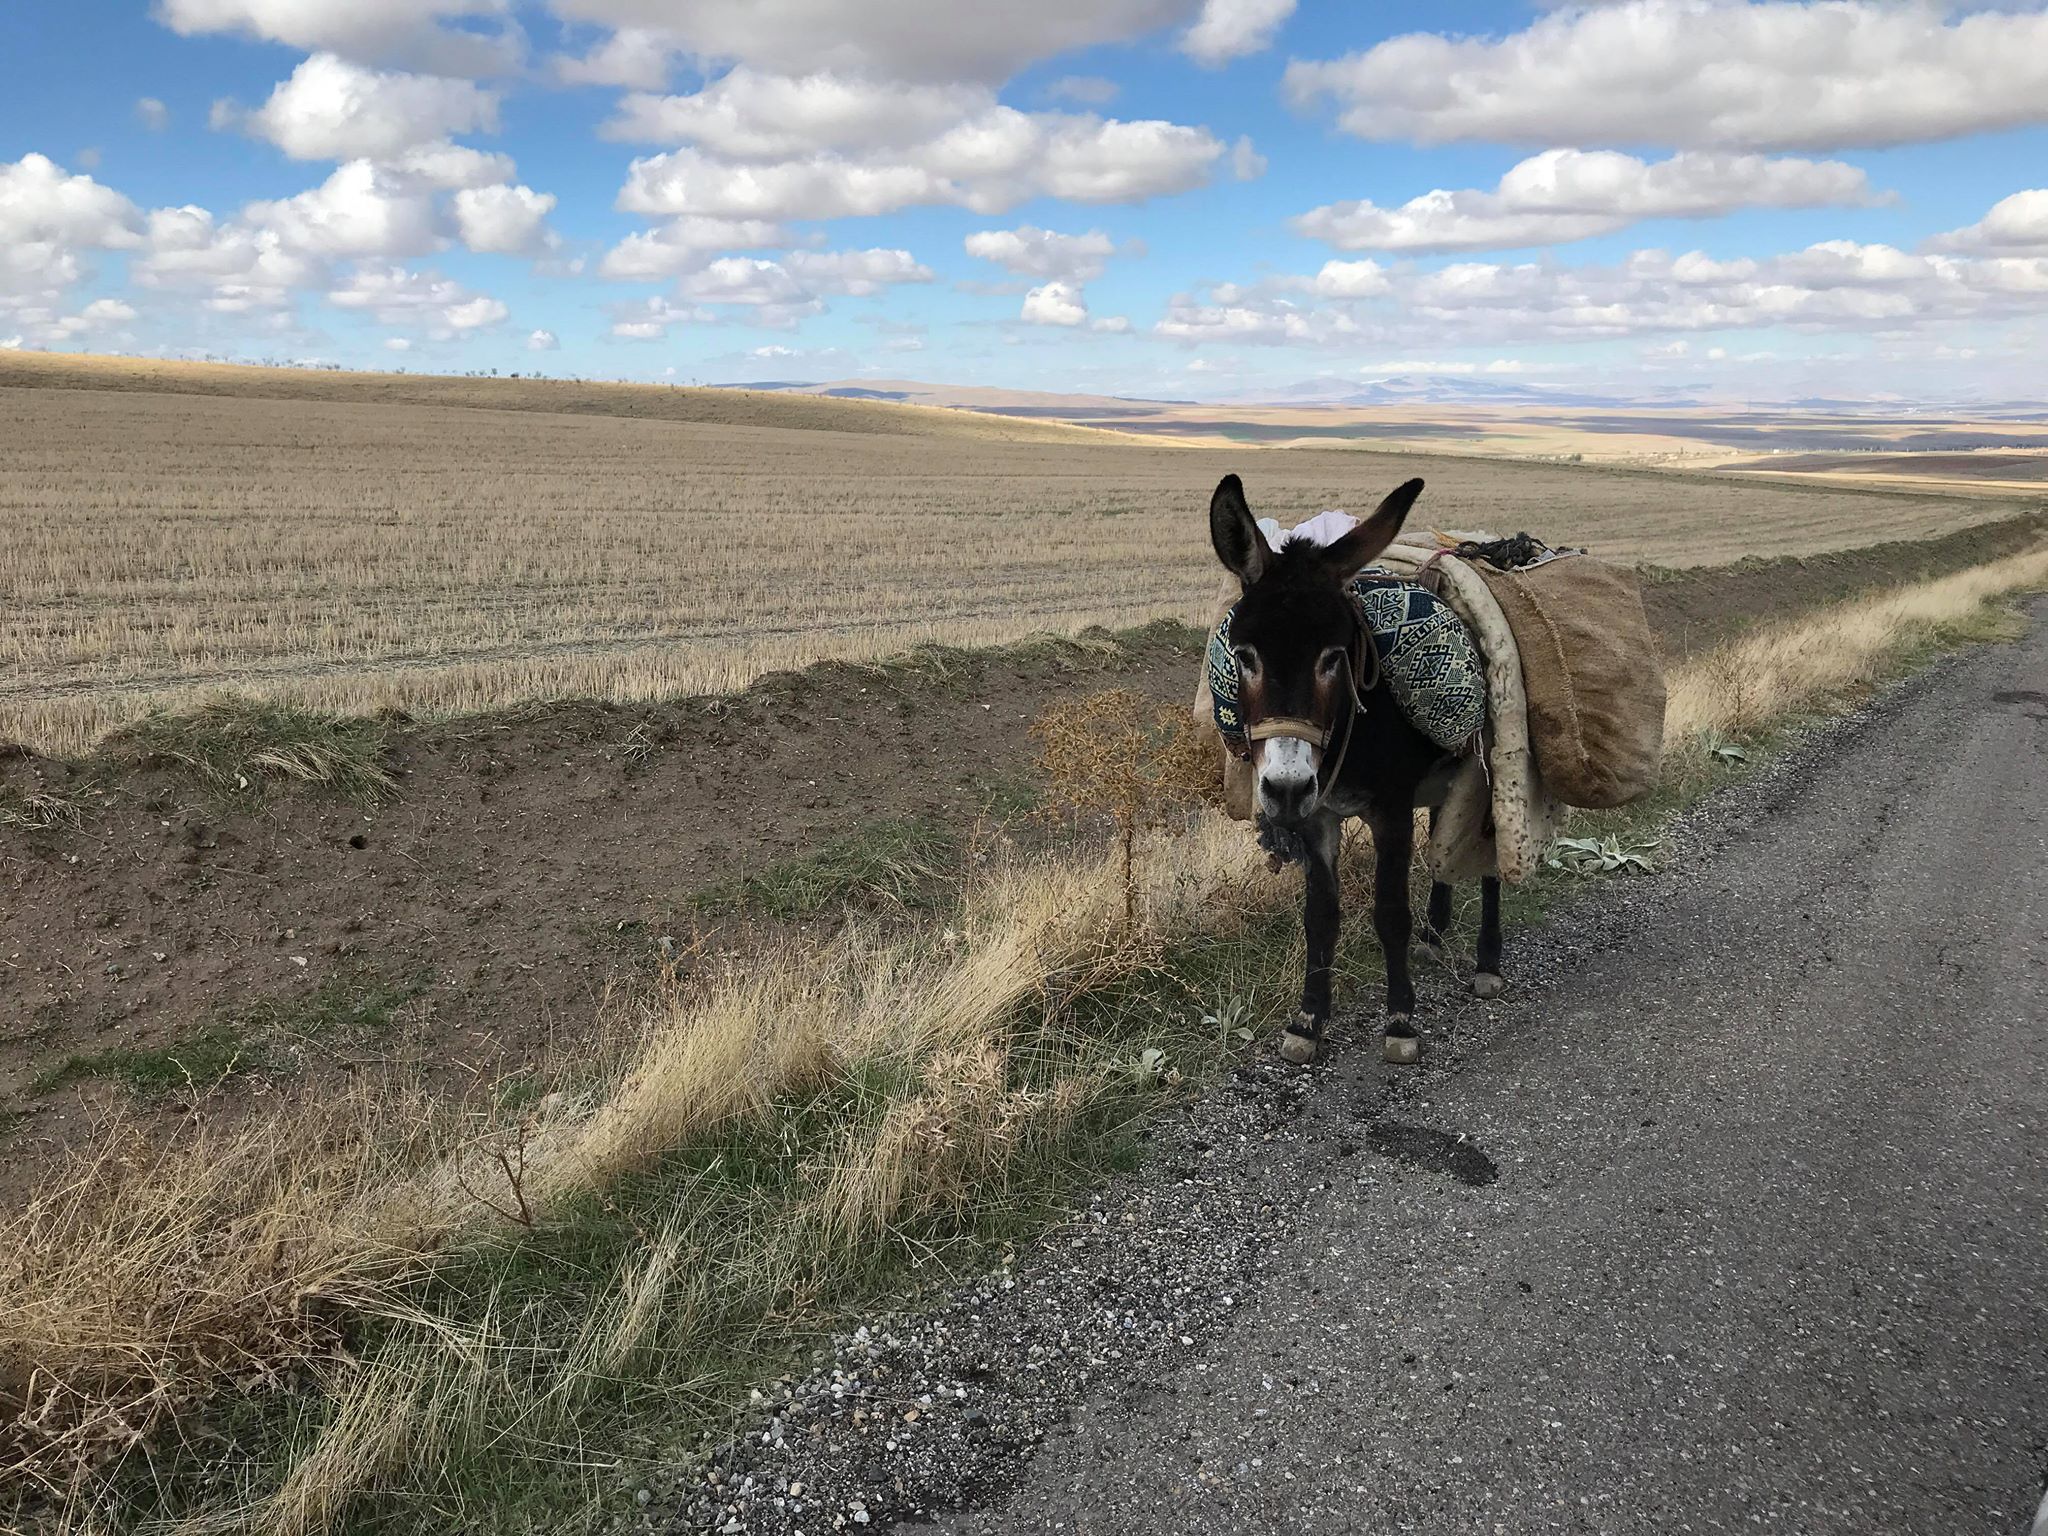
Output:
left=1471, top=555, right=1665, bottom=809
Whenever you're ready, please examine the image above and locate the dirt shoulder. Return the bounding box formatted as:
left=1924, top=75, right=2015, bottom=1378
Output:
left=1, top=516, right=2039, bottom=1181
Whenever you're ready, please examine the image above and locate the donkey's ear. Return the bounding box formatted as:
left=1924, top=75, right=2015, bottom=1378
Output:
left=1209, top=474, right=1273, bottom=586
left=1321, top=478, right=1425, bottom=580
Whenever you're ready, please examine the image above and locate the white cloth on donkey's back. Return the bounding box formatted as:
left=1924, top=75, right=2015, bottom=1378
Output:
left=1256, top=509, right=1358, bottom=550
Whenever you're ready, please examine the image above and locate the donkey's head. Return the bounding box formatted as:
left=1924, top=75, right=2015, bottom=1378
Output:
left=1209, top=473, right=1426, bottom=822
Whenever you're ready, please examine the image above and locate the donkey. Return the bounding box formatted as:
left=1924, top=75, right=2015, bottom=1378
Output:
left=1208, top=473, right=1503, bottom=1067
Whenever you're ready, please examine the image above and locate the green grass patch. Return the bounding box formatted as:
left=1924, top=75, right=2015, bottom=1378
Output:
left=234, top=971, right=425, bottom=1045
left=31, top=1019, right=261, bottom=1096
left=29, top=973, right=424, bottom=1098
left=695, top=817, right=963, bottom=919
left=105, top=697, right=395, bottom=802
left=975, top=770, right=1044, bottom=824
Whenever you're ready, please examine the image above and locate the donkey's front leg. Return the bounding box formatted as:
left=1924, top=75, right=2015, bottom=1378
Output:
left=1472, top=876, right=1506, bottom=999
left=1368, top=810, right=1420, bottom=1064
left=1277, top=814, right=1343, bottom=1065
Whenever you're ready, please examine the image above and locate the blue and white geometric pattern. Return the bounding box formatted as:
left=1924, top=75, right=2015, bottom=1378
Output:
left=1346, top=569, right=1487, bottom=753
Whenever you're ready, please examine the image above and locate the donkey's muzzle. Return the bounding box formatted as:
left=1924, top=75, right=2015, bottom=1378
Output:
left=1254, top=732, right=1322, bottom=823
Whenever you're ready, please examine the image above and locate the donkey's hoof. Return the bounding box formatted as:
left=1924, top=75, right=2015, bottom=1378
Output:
left=1413, top=936, right=1446, bottom=965
left=1382, top=1017, right=1420, bottom=1065
left=1470, top=972, right=1506, bottom=1000
left=1277, top=1025, right=1322, bottom=1066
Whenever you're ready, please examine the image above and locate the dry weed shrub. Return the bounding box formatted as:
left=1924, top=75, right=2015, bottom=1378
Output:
left=1033, top=688, right=1220, bottom=923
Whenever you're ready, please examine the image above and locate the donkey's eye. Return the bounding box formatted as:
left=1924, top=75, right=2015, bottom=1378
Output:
left=1316, top=648, right=1345, bottom=678
left=1233, top=645, right=1260, bottom=676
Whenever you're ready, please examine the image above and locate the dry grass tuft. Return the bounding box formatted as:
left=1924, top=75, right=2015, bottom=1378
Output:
left=1034, top=689, right=1219, bottom=923
left=0, top=1088, right=457, bottom=1500
left=1664, top=542, right=2048, bottom=743
left=104, top=700, right=395, bottom=800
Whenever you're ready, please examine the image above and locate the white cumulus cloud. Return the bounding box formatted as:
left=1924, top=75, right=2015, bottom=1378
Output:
left=1153, top=236, right=2048, bottom=352
left=964, top=225, right=1122, bottom=282
left=452, top=182, right=557, bottom=255
left=605, top=69, right=986, bottom=159
left=1295, top=149, right=1882, bottom=254
left=0, top=154, right=143, bottom=253
left=1931, top=189, right=2048, bottom=255
left=1285, top=1, right=2048, bottom=151
left=641, top=247, right=933, bottom=329
left=242, top=161, right=445, bottom=258
left=608, top=295, right=714, bottom=340
left=554, top=27, right=676, bottom=89
left=0, top=155, right=144, bottom=334
left=328, top=263, right=508, bottom=334
left=600, top=217, right=788, bottom=279
left=615, top=105, right=1224, bottom=222
left=527, top=327, right=559, bottom=350
left=156, top=0, right=522, bottom=76
left=1181, top=0, right=1294, bottom=66
left=239, top=53, right=500, bottom=161
left=1020, top=280, right=1089, bottom=326
left=549, top=0, right=1200, bottom=84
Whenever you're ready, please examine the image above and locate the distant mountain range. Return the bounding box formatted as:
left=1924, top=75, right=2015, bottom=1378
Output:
left=719, top=374, right=2048, bottom=421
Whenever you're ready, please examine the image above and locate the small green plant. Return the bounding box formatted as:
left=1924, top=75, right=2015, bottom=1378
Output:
left=1704, top=732, right=1751, bottom=763
left=108, top=698, right=395, bottom=801
left=1201, top=995, right=1257, bottom=1046
left=29, top=974, right=424, bottom=1097
left=32, top=1021, right=259, bottom=1096
left=696, top=818, right=962, bottom=919
left=1545, top=835, right=1660, bottom=875
left=236, top=973, right=426, bottom=1044
left=1131, top=1046, right=1179, bottom=1089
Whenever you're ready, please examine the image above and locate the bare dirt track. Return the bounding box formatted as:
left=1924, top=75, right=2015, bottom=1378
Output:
left=2, top=515, right=2041, bottom=1191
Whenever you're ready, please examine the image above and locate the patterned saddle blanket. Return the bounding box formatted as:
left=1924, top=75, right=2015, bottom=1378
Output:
left=1207, top=568, right=1487, bottom=755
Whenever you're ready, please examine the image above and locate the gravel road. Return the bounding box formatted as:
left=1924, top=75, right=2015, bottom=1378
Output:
left=675, top=606, right=2048, bottom=1536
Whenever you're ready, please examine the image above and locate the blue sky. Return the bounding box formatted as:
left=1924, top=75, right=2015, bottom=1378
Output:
left=5, top=1, right=2048, bottom=402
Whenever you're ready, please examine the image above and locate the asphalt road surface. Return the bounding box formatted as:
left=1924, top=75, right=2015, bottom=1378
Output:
left=935, top=611, right=2048, bottom=1534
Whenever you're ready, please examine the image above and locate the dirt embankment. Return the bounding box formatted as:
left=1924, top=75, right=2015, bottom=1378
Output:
left=1, top=515, right=2039, bottom=1178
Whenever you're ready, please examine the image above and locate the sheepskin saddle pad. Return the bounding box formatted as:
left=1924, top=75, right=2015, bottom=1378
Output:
left=1207, top=568, right=1486, bottom=757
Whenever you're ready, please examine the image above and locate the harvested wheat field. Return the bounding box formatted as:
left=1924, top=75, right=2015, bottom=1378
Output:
left=0, top=352, right=2022, bottom=755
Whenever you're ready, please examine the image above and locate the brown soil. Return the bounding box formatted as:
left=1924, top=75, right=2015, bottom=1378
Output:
left=2, top=515, right=2040, bottom=1186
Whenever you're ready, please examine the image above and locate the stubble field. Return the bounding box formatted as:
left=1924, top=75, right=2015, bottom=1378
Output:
left=0, top=352, right=2018, bottom=755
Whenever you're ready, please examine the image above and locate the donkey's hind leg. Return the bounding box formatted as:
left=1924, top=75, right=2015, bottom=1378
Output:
left=1471, top=876, right=1506, bottom=1000
left=1416, top=879, right=1454, bottom=963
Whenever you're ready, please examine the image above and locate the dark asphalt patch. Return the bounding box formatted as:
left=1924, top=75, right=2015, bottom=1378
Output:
left=1360, top=1119, right=1499, bottom=1186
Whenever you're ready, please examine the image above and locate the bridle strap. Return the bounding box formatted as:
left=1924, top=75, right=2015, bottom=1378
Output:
left=1247, top=716, right=1332, bottom=749
left=1318, top=610, right=1381, bottom=794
